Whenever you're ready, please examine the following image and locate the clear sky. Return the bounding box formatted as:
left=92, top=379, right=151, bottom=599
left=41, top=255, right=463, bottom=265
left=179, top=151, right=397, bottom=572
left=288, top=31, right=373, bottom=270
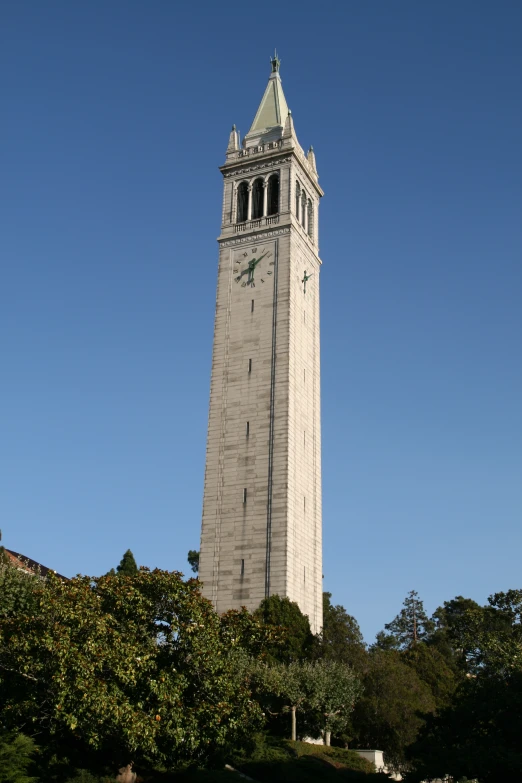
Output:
left=2, top=1, right=521, bottom=643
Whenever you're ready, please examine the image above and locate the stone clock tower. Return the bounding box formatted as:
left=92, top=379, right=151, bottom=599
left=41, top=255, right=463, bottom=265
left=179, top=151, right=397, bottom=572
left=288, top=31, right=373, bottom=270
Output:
left=199, top=56, right=323, bottom=634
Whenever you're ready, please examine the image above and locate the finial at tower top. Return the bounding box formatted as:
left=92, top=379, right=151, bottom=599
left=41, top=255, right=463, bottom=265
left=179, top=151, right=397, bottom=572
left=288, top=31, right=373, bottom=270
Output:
left=271, top=50, right=281, bottom=73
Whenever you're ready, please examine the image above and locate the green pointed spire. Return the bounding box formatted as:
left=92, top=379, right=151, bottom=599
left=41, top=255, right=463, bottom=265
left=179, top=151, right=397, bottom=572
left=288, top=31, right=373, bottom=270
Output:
left=246, top=56, right=289, bottom=137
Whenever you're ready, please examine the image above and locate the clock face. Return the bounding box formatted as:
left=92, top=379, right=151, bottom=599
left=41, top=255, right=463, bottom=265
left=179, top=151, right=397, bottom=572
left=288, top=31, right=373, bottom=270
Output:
left=232, top=245, right=274, bottom=288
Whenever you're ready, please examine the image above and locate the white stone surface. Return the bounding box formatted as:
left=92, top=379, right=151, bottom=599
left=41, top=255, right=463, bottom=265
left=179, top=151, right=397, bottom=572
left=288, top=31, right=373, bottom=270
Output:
left=199, top=63, right=324, bottom=634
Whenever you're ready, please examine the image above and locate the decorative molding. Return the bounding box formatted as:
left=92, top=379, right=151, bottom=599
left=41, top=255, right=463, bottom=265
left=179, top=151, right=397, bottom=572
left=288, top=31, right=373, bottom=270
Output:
left=220, top=227, right=290, bottom=247
left=223, top=157, right=292, bottom=178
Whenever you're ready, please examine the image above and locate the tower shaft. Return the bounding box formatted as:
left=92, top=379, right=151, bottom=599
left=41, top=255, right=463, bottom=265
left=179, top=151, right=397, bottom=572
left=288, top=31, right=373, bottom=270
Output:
left=199, top=63, right=323, bottom=633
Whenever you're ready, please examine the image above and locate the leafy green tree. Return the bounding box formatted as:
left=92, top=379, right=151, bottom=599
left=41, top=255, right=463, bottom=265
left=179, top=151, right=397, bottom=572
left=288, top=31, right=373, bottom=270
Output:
left=460, top=589, right=522, bottom=676
left=318, top=592, right=367, bottom=672
left=402, top=643, right=458, bottom=710
left=254, top=595, right=314, bottom=663
left=307, top=660, right=363, bottom=745
left=409, top=671, right=522, bottom=783
left=376, top=590, right=434, bottom=650
left=429, top=595, right=485, bottom=671
left=253, top=661, right=307, bottom=741
left=409, top=591, right=522, bottom=782
left=0, top=731, right=38, bottom=783
left=0, top=551, right=39, bottom=619
left=220, top=607, right=283, bottom=659
left=351, top=649, right=435, bottom=770
left=253, top=659, right=362, bottom=744
left=0, top=569, right=262, bottom=774
left=187, top=550, right=199, bottom=574
left=115, top=549, right=138, bottom=576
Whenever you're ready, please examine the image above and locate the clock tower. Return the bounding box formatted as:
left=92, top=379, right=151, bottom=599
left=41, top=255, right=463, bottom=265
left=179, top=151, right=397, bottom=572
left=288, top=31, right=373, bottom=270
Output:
left=199, top=56, right=323, bottom=634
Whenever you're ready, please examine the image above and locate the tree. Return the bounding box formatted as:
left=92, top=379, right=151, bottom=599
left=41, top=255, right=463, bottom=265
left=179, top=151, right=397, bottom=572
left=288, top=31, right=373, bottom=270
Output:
left=376, top=590, right=434, bottom=650
left=115, top=549, right=138, bottom=576
left=0, top=569, right=262, bottom=774
left=351, top=649, right=435, bottom=770
left=408, top=591, right=522, bottom=782
left=254, top=595, right=314, bottom=663
left=307, top=660, right=363, bottom=745
left=253, top=661, right=307, bottom=741
left=402, top=643, right=458, bottom=710
left=187, top=550, right=199, bottom=574
left=409, top=671, right=522, bottom=783
left=0, top=550, right=39, bottom=619
left=219, top=607, right=283, bottom=659
left=318, top=593, right=367, bottom=672
left=0, top=731, right=38, bottom=783
left=429, top=595, right=485, bottom=672
left=253, top=659, right=362, bottom=744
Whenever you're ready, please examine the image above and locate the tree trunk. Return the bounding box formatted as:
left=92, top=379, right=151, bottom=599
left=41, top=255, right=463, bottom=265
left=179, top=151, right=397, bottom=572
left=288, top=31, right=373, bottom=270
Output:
left=324, top=730, right=331, bottom=746
left=291, top=705, right=297, bottom=741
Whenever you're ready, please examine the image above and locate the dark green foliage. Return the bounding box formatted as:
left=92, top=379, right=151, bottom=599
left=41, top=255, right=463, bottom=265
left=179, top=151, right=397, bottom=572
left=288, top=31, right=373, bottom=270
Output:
left=351, top=649, right=435, bottom=771
left=409, top=591, right=522, bottom=782
left=376, top=590, right=434, bottom=650
left=64, top=773, right=113, bottom=783
left=402, top=643, right=458, bottom=709
left=116, top=549, right=138, bottom=576
left=0, top=731, right=38, bottom=783
left=0, top=569, right=263, bottom=772
left=409, top=671, right=522, bottom=783
left=318, top=593, right=367, bottom=672
left=254, top=595, right=314, bottom=663
left=0, top=551, right=39, bottom=619
left=430, top=595, right=487, bottom=671
left=230, top=734, right=378, bottom=782
left=187, top=550, right=200, bottom=574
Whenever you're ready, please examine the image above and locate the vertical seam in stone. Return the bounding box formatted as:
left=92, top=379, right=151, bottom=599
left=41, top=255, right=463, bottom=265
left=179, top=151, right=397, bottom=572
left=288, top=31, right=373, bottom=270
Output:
left=265, top=238, right=279, bottom=599
left=312, top=261, right=319, bottom=632
left=212, top=247, right=233, bottom=608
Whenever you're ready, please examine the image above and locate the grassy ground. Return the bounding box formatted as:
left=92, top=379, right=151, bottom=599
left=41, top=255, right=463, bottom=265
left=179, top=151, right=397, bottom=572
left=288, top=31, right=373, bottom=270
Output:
left=173, top=735, right=387, bottom=782
left=63, top=737, right=388, bottom=783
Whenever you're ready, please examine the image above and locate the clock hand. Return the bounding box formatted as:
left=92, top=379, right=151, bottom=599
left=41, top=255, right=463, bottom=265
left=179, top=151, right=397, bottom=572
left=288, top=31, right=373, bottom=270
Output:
left=251, top=251, right=268, bottom=268
left=235, top=266, right=250, bottom=282
left=235, top=251, right=269, bottom=283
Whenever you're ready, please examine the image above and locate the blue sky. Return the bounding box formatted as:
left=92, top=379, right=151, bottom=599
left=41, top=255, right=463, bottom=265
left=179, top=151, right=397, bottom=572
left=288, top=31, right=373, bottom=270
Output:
left=1, top=1, right=521, bottom=642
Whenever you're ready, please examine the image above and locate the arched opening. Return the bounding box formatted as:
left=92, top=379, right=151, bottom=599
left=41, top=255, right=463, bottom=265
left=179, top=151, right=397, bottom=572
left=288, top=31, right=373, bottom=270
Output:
left=301, top=190, right=307, bottom=226
left=307, top=199, right=313, bottom=238
left=252, top=178, right=264, bottom=220
left=237, top=181, right=248, bottom=223
left=267, top=174, right=279, bottom=216
left=295, top=181, right=301, bottom=217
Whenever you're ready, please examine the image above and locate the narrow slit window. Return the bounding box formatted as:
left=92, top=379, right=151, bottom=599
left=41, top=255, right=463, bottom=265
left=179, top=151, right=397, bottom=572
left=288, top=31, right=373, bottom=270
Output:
left=252, top=178, right=264, bottom=220
left=307, top=199, right=314, bottom=239
left=243, top=488, right=247, bottom=504
left=304, top=566, right=306, bottom=583
left=237, top=182, right=249, bottom=223
left=251, top=299, right=254, bottom=312
left=241, top=559, right=245, bottom=577
left=246, top=421, right=250, bottom=437
left=248, top=358, right=252, bottom=373
left=267, top=173, right=280, bottom=215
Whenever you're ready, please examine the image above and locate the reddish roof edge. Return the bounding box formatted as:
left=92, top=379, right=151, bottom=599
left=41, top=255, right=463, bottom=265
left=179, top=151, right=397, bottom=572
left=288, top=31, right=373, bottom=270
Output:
left=3, top=548, right=68, bottom=581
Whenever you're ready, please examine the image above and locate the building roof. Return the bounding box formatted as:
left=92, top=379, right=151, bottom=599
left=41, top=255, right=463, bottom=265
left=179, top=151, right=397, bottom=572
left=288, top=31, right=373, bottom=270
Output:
left=246, top=55, right=289, bottom=138
left=3, top=548, right=68, bottom=580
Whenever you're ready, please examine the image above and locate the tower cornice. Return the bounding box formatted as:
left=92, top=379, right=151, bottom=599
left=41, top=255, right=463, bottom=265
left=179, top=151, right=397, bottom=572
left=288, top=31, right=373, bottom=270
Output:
left=220, top=148, right=323, bottom=198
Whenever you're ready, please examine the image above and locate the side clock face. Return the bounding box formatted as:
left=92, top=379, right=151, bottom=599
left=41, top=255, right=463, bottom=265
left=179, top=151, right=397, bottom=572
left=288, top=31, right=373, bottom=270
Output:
left=233, top=246, right=274, bottom=288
